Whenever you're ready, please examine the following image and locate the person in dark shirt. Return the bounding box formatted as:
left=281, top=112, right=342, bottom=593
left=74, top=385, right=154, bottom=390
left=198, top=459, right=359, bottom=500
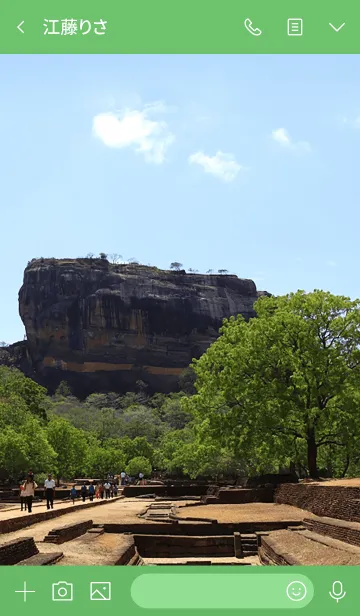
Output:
left=80, top=482, right=88, bottom=502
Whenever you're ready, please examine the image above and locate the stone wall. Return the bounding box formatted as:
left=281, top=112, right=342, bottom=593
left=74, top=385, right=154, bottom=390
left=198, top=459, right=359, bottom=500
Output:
left=275, top=484, right=360, bottom=522
left=123, top=485, right=209, bottom=498
left=0, top=537, right=38, bottom=565
left=202, top=487, right=274, bottom=505
left=304, top=515, right=360, bottom=547
left=44, top=520, right=93, bottom=544
left=0, top=496, right=122, bottom=534
left=258, top=536, right=300, bottom=566
left=103, top=520, right=302, bottom=536
left=134, top=534, right=235, bottom=558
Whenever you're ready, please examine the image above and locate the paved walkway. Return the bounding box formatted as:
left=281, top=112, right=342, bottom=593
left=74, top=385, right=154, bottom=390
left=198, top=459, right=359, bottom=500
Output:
left=0, top=498, right=155, bottom=543
left=0, top=496, right=120, bottom=520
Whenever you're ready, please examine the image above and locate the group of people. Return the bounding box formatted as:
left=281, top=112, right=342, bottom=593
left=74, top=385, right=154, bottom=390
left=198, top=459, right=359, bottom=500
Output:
left=19, top=473, right=121, bottom=513
left=19, top=470, right=147, bottom=513
left=120, top=471, right=145, bottom=485
left=70, top=481, right=118, bottom=503
left=19, top=472, right=55, bottom=514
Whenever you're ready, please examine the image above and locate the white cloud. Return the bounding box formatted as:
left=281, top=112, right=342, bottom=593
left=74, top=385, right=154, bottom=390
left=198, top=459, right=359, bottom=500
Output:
left=92, top=102, right=174, bottom=164
left=271, top=128, right=311, bottom=151
left=326, top=260, right=337, bottom=267
left=341, top=115, right=360, bottom=128
left=188, top=151, right=243, bottom=182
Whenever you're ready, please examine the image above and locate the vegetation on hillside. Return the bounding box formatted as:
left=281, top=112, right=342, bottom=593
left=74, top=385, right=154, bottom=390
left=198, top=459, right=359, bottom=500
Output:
left=2, top=290, right=360, bottom=482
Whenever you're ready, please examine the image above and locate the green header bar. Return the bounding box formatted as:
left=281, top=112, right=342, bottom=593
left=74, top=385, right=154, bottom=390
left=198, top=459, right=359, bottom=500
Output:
left=0, top=0, right=359, bottom=54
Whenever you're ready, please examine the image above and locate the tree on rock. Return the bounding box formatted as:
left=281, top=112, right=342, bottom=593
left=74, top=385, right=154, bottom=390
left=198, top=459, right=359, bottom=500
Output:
left=185, top=291, right=360, bottom=479
left=170, top=262, right=183, bottom=271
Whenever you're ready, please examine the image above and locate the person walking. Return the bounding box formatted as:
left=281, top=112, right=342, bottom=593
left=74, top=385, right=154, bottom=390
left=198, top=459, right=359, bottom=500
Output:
left=22, top=473, right=38, bottom=514
left=88, top=483, right=95, bottom=502
left=104, top=481, right=111, bottom=499
left=95, top=483, right=100, bottom=499
left=70, top=485, right=77, bottom=504
left=110, top=483, right=114, bottom=498
left=113, top=483, right=118, bottom=497
left=99, top=483, right=105, bottom=499
left=80, top=482, right=88, bottom=502
left=120, top=471, right=126, bottom=486
left=44, top=473, right=56, bottom=510
left=139, top=472, right=144, bottom=485
left=19, top=482, right=27, bottom=512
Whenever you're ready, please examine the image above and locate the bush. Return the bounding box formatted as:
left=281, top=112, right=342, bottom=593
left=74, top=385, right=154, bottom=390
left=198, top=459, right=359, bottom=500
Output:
left=126, top=456, right=152, bottom=477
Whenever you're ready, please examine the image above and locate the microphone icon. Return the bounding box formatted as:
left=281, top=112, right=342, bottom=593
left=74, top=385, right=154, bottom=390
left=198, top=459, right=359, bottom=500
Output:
left=329, top=581, right=346, bottom=602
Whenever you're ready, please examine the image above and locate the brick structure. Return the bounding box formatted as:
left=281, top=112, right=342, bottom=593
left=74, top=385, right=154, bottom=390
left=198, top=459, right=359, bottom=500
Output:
left=134, top=534, right=236, bottom=558
left=0, top=495, right=122, bottom=534
left=275, top=484, right=360, bottom=522
left=304, top=515, right=360, bottom=547
left=0, top=537, right=38, bottom=565
left=44, top=520, right=93, bottom=544
left=123, top=485, right=209, bottom=498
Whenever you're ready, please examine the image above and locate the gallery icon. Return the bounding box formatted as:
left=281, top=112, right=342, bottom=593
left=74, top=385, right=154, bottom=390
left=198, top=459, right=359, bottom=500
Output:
left=90, top=582, right=112, bottom=601
left=287, top=18, right=303, bottom=36
left=52, top=581, right=73, bottom=602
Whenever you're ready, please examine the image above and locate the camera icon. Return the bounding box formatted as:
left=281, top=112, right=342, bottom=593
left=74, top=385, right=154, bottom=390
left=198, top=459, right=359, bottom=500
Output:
left=52, top=581, right=73, bottom=602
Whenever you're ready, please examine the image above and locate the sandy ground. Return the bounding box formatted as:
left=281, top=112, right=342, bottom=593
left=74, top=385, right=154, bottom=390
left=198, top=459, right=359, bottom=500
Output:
left=176, top=503, right=306, bottom=523
left=311, top=478, right=360, bottom=487
left=0, top=498, right=156, bottom=544
left=265, top=529, right=360, bottom=565
left=0, top=497, right=122, bottom=520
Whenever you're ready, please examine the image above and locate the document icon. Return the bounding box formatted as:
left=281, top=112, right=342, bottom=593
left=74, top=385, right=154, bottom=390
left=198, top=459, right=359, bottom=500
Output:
left=287, top=18, right=303, bottom=36
left=90, top=582, right=111, bottom=601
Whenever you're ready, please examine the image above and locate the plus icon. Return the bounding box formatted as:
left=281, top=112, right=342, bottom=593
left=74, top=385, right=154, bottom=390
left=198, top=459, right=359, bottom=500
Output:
left=15, top=582, right=36, bottom=602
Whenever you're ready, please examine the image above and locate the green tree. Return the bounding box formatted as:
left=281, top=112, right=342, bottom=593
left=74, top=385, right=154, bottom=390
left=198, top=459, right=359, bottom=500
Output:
left=117, top=436, right=154, bottom=464
left=126, top=456, right=152, bottom=477
left=0, top=419, right=56, bottom=480
left=47, top=417, right=89, bottom=484
left=86, top=447, right=126, bottom=478
left=0, top=366, right=47, bottom=420
left=54, top=381, right=72, bottom=397
left=118, top=405, right=164, bottom=443
left=185, top=291, right=360, bottom=478
left=170, top=262, right=183, bottom=271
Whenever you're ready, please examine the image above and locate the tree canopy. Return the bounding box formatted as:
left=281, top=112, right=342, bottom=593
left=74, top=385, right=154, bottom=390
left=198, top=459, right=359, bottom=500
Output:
left=185, top=291, right=360, bottom=478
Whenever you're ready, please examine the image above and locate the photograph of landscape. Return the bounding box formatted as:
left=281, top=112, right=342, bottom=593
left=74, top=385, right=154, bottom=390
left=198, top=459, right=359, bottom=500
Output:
left=0, top=54, right=360, bottom=567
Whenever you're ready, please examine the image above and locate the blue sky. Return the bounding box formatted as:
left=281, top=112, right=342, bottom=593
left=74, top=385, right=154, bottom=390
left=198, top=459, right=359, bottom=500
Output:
left=1, top=54, right=360, bottom=343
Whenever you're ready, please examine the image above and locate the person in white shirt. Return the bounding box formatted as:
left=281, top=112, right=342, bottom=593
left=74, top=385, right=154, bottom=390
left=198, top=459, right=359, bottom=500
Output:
left=22, top=473, right=38, bottom=513
left=104, top=481, right=111, bottom=499
left=44, top=474, right=56, bottom=510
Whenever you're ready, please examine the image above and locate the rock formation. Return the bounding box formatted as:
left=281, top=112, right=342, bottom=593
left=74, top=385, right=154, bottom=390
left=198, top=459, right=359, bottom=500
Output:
left=13, top=258, right=269, bottom=397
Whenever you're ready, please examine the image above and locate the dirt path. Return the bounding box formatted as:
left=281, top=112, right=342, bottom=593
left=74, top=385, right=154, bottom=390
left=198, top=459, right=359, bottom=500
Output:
left=176, top=503, right=306, bottom=523
left=0, top=498, right=156, bottom=543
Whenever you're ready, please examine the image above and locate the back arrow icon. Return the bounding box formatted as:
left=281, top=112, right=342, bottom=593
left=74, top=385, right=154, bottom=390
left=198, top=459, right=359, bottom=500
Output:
left=329, top=22, right=345, bottom=32
left=17, top=21, right=24, bottom=34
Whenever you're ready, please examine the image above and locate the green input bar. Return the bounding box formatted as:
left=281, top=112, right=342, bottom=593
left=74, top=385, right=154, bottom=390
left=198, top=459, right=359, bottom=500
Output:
left=131, top=573, right=314, bottom=609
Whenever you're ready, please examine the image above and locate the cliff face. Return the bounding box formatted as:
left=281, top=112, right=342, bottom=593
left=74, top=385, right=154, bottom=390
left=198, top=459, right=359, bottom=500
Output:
left=18, top=258, right=266, bottom=397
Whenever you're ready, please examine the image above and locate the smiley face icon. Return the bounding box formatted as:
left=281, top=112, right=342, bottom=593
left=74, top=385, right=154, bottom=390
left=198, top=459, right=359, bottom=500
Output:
left=286, top=581, right=307, bottom=602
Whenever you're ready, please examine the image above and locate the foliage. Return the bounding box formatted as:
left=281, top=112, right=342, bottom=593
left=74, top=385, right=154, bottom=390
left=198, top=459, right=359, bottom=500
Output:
left=0, top=366, right=47, bottom=420
left=185, top=290, right=360, bottom=478
left=170, top=262, right=183, bottom=271
left=126, top=456, right=152, bottom=477
left=46, top=417, right=89, bottom=483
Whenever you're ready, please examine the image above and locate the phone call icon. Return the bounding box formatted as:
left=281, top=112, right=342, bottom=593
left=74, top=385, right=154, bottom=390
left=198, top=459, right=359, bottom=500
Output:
left=244, top=18, right=262, bottom=36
